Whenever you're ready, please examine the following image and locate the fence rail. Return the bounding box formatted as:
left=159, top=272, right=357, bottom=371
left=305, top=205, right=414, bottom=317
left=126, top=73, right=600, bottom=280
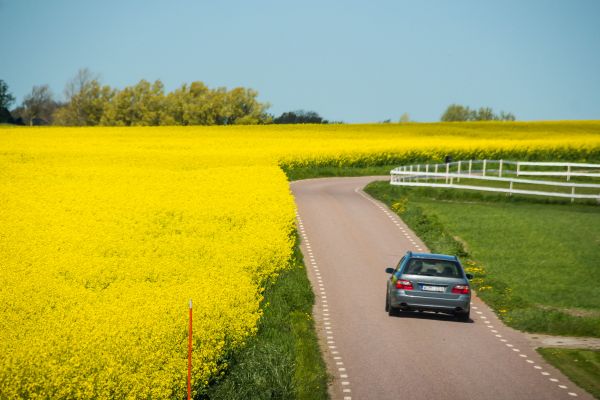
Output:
left=390, top=160, right=600, bottom=203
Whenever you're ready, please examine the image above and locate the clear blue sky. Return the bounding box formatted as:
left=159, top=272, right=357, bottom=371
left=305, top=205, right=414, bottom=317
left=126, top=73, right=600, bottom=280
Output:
left=1, top=0, right=599, bottom=122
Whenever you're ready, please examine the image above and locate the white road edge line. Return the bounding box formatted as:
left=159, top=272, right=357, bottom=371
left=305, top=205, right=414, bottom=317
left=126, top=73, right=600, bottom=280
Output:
left=297, top=214, right=353, bottom=397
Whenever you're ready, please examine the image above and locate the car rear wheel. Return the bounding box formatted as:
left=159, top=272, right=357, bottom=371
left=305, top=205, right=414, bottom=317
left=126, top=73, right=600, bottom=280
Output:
left=456, top=309, right=470, bottom=322
left=385, top=291, right=390, bottom=312
left=386, top=292, right=398, bottom=316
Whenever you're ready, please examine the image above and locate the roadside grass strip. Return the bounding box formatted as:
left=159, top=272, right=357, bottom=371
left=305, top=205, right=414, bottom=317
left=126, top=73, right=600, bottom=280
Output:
left=207, top=233, right=328, bottom=400
left=538, top=348, right=600, bottom=399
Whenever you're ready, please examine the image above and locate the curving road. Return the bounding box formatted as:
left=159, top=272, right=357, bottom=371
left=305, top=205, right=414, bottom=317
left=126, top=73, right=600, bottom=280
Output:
left=291, top=176, right=591, bottom=400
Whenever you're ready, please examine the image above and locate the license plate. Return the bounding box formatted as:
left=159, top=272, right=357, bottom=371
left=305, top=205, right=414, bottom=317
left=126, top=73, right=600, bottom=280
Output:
left=421, top=285, right=446, bottom=292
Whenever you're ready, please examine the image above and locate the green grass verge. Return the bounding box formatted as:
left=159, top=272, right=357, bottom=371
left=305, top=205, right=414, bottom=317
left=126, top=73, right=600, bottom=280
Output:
left=537, top=348, right=600, bottom=399
left=206, top=236, right=328, bottom=399
left=364, top=182, right=600, bottom=337
left=283, top=164, right=397, bottom=181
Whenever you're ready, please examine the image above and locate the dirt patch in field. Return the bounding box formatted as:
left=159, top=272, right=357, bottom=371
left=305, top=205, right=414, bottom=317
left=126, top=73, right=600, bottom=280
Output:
left=527, top=334, right=600, bottom=350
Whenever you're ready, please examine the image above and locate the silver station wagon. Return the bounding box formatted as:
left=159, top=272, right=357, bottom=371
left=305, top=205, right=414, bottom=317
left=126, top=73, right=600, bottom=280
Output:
left=385, top=252, right=473, bottom=321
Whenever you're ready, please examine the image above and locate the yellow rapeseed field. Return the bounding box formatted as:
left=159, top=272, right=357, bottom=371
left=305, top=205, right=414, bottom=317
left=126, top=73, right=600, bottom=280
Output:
left=1, top=121, right=599, bottom=398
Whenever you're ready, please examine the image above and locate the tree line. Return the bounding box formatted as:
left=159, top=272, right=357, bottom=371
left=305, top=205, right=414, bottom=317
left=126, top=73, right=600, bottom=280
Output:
left=441, top=104, right=515, bottom=122
left=0, top=70, right=332, bottom=126
left=1, top=70, right=271, bottom=126
left=1, top=72, right=517, bottom=126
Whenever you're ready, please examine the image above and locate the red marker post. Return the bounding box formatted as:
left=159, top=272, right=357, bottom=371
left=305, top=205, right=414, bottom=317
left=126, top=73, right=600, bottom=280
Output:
left=187, top=299, right=193, bottom=400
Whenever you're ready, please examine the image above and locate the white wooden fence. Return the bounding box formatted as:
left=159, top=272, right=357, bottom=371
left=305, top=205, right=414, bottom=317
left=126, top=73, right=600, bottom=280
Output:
left=390, top=160, right=600, bottom=203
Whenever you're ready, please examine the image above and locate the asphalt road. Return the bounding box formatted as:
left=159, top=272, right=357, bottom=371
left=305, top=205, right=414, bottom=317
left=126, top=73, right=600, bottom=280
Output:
left=291, top=176, right=591, bottom=400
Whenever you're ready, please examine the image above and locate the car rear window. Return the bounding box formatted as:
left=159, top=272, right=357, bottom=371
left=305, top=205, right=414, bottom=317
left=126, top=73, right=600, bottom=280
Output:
left=403, top=258, right=462, bottom=278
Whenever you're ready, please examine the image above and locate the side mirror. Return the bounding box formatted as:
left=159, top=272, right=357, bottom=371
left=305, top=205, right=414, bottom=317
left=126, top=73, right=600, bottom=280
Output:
left=466, top=273, right=474, bottom=280
left=385, top=267, right=395, bottom=274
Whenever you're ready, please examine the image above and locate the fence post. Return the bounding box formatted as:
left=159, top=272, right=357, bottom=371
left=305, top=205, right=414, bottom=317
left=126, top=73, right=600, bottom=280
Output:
left=499, top=159, right=503, bottom=177
left=445, top=163, right=450, bottom=184
left=425, top=164, right=429, bottom=182
left=416, top=164, right=420, bottom=182
left=567, top=165, right=571, bottom=181
left=468, top=160, right=472, bottom=176
left=571, top=187, right=575, bottom=203
left=483, top=159, right=487, bottom=176
left=516, top=162, right=520, bottom=177
left=435, top=164, right=438, bottom=178
left=457, top=160, right=462, bottom=182
left=509, top=181, right=513, bottom=196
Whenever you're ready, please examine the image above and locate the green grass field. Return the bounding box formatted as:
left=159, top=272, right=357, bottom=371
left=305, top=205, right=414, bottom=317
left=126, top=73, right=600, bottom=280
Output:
left=538, top=348, right=600, bottom=399
left=282, top=164, right=398, bottom=181
left=365, top=182, right=600, bottom=337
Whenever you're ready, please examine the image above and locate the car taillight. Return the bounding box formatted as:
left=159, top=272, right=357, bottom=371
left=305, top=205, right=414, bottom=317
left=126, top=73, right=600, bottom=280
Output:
left=452, top=285, right=470, bottom=294
left=396, top=279, right=413, bottom=290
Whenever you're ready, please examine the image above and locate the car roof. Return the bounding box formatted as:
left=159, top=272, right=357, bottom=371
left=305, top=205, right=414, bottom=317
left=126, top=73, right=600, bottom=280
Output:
left=407, top=252, right=458, bottom=261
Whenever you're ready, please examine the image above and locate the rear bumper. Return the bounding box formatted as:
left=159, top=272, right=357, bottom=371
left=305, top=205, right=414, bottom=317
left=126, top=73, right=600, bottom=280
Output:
left=390, top=290, right=470, bottom=313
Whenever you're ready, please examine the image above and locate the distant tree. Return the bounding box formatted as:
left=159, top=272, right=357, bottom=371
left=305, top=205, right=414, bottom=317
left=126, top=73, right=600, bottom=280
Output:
left=0, top=79, right=15, bottom=110
left=164, top=81, right=213, bottom=125
left=66, top=68, right=97, bottom=101
left=206, top=87, right=229, bottom=125
left=399, top=113, right=410, bottom=123
left=273, top=110, right=327, bottom=124
left=0, top=106, right=13, bottom=124
left=441, top=104, right=472, bottom=122
left=498, top=111, right=516, bottom=121
left=474, top=107, right=495, bottom=121
left=225, top=87, right=271, bottom=125
left=441, top=104, right=516, bottom=122
left=20, top=85, right=58, bottom=125
left=0, top=79, right=16, bottom=123
left=101, top=80, right=166, bottom=126
left=54, top=68, right=113, bottom=126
